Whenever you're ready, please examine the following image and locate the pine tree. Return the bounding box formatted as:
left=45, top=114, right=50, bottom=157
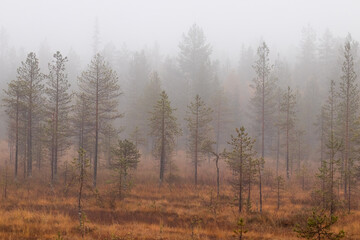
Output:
left=126, top=50, right=150, bottom=132
left=178, top=24, right=212, bottom=100
left=78, top=53, right=122, bottom=187
left=274, top=87, right=284, bottom=176
left=294, top=210, right=345, bottom=240
left=73, top=93, right=93, bottom=163
left=149, top=91, right=181, bottom=186
left=224, top=127, right=257, bottom=213
left=201, top=139, right=221, bottom=197
left=101, top=123, right=121, bottom=168
left=46, top=51, right=72, bottom=182
left=211, top=82, right=231, bottom=155
left=185, top=94, right=213, bottom=185
left=136, top=71, right=162, bottom=154
left=250, top=42, right=276, bottom=211
left=251, top=41, right=275, bottom=160
left=111, top=139, right=140, bottom=199
left=3, top=79, right=25, bottom=178
left=338, top=35, right=359, bottom=213
left=276, top=175, right=284, bottom=210
left=280, top=86, right=297, bottom=179
left=17, top=52, right=45, bottom=177
left=129, top=126, right=146, bottom=149
left=72, top=148, right=90, bottom=236
left=323, top=80, right=341, bottom=214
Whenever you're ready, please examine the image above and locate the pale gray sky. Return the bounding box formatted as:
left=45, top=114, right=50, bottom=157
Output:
left=1, top=0, right=360, bottom=62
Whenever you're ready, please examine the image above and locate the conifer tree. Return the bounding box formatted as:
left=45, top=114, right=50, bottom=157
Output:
left=211, top=83, right=231, bottom=154
left=322, top=80, right=341, bottom=214
left=101, top=123, right=121, bottom=167
left=129, top=126, right=146, bottom=149
left=46, top=51, right=72, bottom=181
left=280, top=86, right=297, bottom=179
left=136, top=71, right=162, bottom=153
left=224, top=127, right=256, bottom=213
left=276, top=175, right=284, bottom=210
left=185, top=94, right=213, bottom=185
left=251, top=42, right=276, bottom=211
left=251, top=41, right=275, bottom=160
left=73, top=93, right=93, bottom=162
left=78, top=53, right=122, bottom=187
left=201, top=139, right=221, bottom=197
left=149, top=91, right=181, bottom=186
left=111, top=139, right=140, bottom=199
left=178, top=24, right=212, bottom=100
left=337, top=35, right=359, bottom=213
left=294, top=210, right=345, bottom=240
left=3, top=79, right=25, bottom=178
left=17, top=52, right=45, bottom=177
left=72, top=148, right=90, bottom=236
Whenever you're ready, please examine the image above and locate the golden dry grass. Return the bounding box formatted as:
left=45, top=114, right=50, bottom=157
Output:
left=0, top=150, right=359, bottom=239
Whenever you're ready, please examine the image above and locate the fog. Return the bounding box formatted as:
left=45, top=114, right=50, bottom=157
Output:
left=2, top=0, right=360, bottom=172
left=1, top=0, right=359, bottom=62
left=2, top=2, right=360, bottom=237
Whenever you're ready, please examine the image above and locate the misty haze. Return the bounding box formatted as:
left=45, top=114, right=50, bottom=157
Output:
left=0, top=0, right=359, bottom=239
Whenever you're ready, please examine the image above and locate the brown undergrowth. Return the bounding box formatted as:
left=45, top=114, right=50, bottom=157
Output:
left=0, top=151, right=359, bottom=239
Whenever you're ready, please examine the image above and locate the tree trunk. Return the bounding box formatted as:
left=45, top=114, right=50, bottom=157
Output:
left=15, top=95, right=19, bottom=179
left=247, top=170, right=251, bottom=212
left=93, top=69, right=99, bottom=188
left=344, top=83, right=349, bottom=196
left=216, top=155, right=219, bottom=198
left=27, top=75, right=33, bottom=177
left=239, top=137, right=243, bottom=213
left=276, top=126, right=280, bottom=177
left=54, top=73, right=59, bottom=178
left=259, top=161, right=262, bottom=213
left=159, top=99, right=165, bottom=186
left=194, top=99, right=199, bottom=185
left=78, top=156, right=84, bottom=233
left=286, top=89, right=290, bottom=179
left=277, top=179, right=280, bottom=210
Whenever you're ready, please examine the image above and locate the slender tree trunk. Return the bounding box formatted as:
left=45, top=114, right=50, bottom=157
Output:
left=348, top=172, right=351, bottom=213
left=215, top=155, right=219, bottom=198
left=78, top=156, right=84, bottom=233
left=298, top=134, right=301, bottom=172
left=107, top=126, right=111, bottom=167
left=93, top=69, right=99, bottom=187
left=286, top=89, right=290, bottom=179
left=24, top=129, right=27, bottom=179
left=276, top=126, right=280, bottom=177
left=277, top=179, right=280, bottom=210
left=247, top=170, right=251, bottom=212
left=51, top=113, right=55, bottom=183
left=54, top=74, right=59, bottom=177
left=344, top=83, right=349, bottom=196
left=194, top=102, right=198, bottom=185
left=27, top=74, right=33, bottom=177
left=215, top=104, right=220, bottom=155
left=320, top=115, right=325, bottom=208
left=4, top=160, right=7, bottom=199
left=239, top=138, right=243, bottom=213
left=259, top=70, right=264, bottom=213
left=259, top=161, right=262, bottom=213
left=159, top=99, right=165, bottom=186
left=15, top=95, right=19, bottom=179
left=330, top=89, right=334, bottom=215
left=119, top=170, right=122, bottom=199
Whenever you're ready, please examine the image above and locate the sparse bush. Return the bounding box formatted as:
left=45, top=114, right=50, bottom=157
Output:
left=294, top=210, right=345, bottom=239
left=233, top=217, right=247, bottom=240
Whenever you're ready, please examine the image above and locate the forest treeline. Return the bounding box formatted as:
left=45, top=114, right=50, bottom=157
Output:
left=1, top=23, right=360, bottom=217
